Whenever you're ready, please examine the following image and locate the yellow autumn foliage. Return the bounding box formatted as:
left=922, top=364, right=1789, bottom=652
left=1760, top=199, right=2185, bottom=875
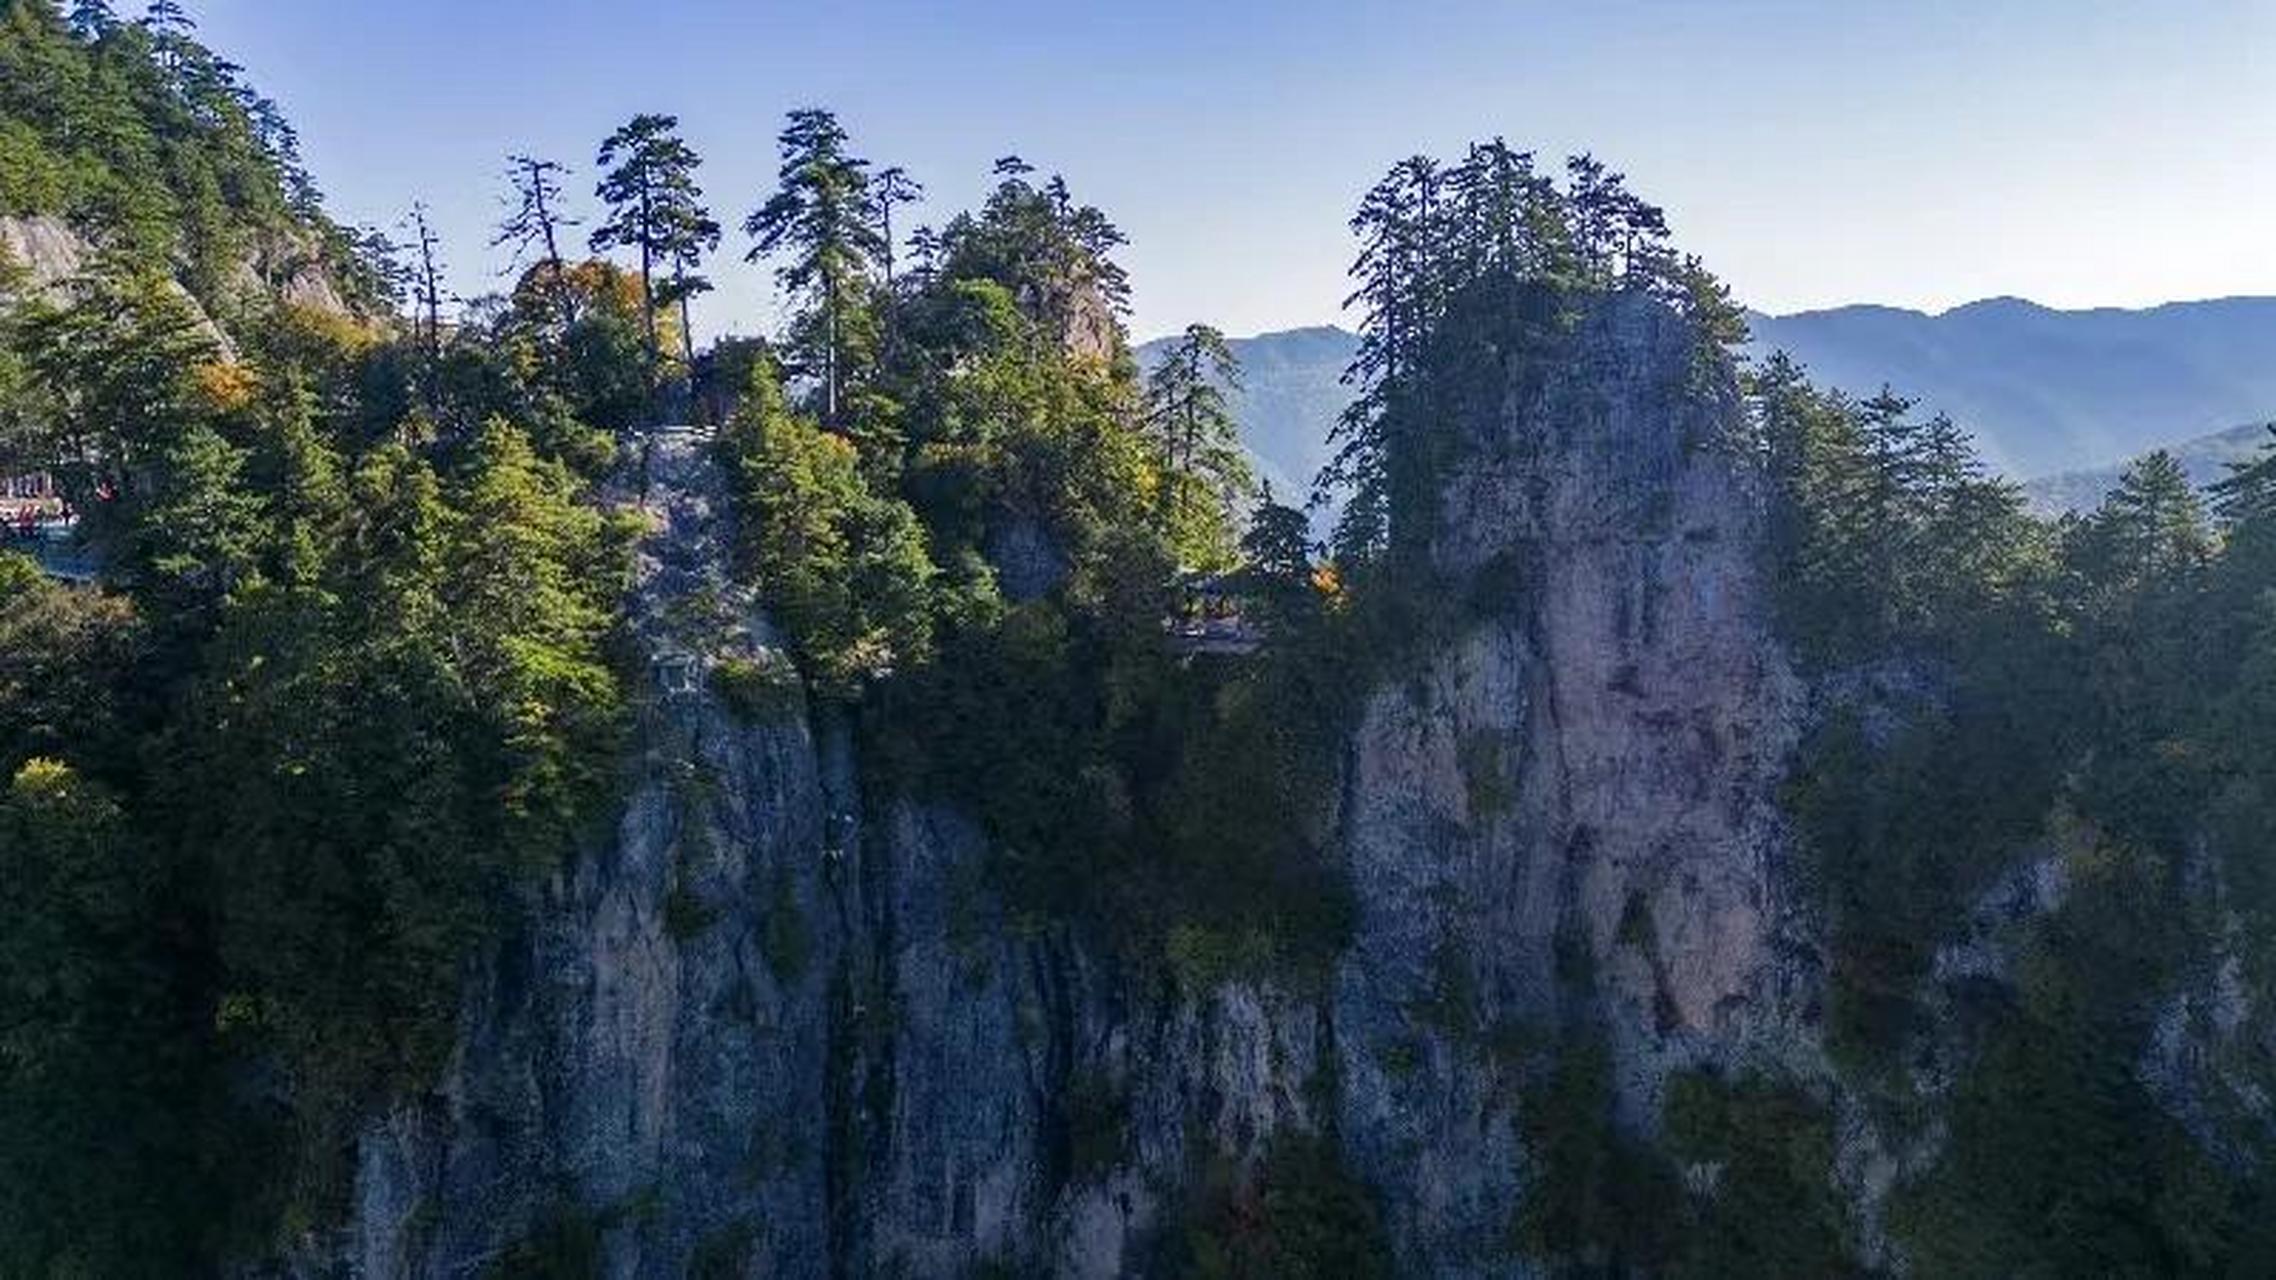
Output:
left=191, top=360, right=259, bottom=412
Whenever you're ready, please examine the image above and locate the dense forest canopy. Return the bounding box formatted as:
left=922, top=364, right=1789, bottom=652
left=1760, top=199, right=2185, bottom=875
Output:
left=2, top=2, right=2275, bottom=1274
left=0, top=0, right=388, bottom=326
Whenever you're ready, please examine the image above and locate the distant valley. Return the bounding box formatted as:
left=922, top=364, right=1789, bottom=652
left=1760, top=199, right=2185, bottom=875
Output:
left=1149, top=296, right=2276, bottom=514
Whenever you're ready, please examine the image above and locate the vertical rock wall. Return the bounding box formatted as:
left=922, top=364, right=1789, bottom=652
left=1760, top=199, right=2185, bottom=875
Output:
left=337, top=291, right=1826, bottom=1277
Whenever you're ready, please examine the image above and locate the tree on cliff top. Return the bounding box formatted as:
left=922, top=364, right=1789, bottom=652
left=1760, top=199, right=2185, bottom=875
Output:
left=745, top=107, right=885, bottom=428
left=1142, top=322, right=1254, bottom=569
left=592, top=113, right=708, bottom=408
left=1319, top=144, right=1729, bottom=569
left=494, top=153, right=579, bottom=329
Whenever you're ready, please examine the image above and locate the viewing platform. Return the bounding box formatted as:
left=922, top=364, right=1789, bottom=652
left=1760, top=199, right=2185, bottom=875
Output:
left=1164, top=570, right=1266, bottom=657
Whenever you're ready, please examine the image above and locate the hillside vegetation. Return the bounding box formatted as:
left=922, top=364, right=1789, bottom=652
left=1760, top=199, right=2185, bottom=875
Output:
left=0, top=0, right=383, bottom=327
left=2, top=6, right=2275, bottom=1275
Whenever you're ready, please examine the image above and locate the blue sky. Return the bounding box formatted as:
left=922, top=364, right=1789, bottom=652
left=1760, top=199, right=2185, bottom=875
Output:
left=190, top=0, right=2276, bottom=344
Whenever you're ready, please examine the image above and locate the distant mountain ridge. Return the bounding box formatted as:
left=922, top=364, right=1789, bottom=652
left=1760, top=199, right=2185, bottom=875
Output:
left=1149, top=295, right=2276, bottom=508
left=1746, top=296, right=2276, bottom=477
left=2024, top=420, right=2276, bottom=514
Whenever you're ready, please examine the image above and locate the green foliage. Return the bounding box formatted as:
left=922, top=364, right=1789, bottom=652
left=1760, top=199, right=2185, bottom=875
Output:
left=1169, top=1134, right=1393, bottom=1280
left=1662, top=1073, right=1856, bottom=1277
left=0, top=198, right=634, bottom=1261
left=1764, top=310, right=2276, bottom=1274
left=707, top=134, right=1365, bottom=983
left=1321, top=144, right=1737, bottom=566
left=1142, top=322, right=1254, bottom=569
left=871, top=587, right=1359, bottom=984
left=1786, top=694, right=2066, bottom=1074
left=591, top=113, right=714, bottom=388
left=1512, top=1037, right=1685, bottom=1272
left=1886, top=818, right=2266, bottom=1276
left=0, top=0, right=378, bottom=312
left=15, top=40, right=2269, bottom=1274
left=170, top=420, right=627, bottom=1215
left=0, top=553, right=142, bottom=775
left=718, top=362, right=935, bottom=690
left=1753, top=355, right=2051, bottom=667
left=932, top=162, right=1131, bottom=350
left=0, top=759, right=228, bottom=1275
left=711, top=649, right=804, bottom=722
left=490, top=257, right=667, bottom=447
left=743, top=107, right=885, bottom=425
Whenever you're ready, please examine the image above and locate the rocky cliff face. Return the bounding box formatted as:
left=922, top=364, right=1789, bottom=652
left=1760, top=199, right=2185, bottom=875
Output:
left=0, top=215, right=88, bottom=292
left=0, top=212, right=354, bottom=349
left=332, top=428, right=1330, bottom=1277
left=1333, top=291, right=1814, bottom=1274
left=331, top=291, right=1825, bottom=1277
left=342, top=427, right=851, bottom=1275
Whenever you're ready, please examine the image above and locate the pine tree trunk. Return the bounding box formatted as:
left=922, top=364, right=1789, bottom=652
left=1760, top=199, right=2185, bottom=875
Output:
left=639, top=185, right=658, bottom=423
left=535, top=170, right=572, bottom=330
left=678, top=271, right=697, bottom=417
left=825, top=272, right=840, bottom=426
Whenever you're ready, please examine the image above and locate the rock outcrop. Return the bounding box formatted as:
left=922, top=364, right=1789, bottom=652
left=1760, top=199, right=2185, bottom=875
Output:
left=1329, top=290, right=1812, bottom=1274
left=331, top=290, right=1826, bottom=1277
left=343, top=427, right=849, bottom=1275
left=0, top=212, right=356, bottom=349
left=0, top=214, right=88, bottom=292
left=335, top=429, right=1327, bottom=1277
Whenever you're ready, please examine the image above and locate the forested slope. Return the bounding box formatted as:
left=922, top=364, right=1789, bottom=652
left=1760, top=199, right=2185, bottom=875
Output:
left=3, top=6, right=2276, bottom=1276
left=0, top=0, right=384, bottom=324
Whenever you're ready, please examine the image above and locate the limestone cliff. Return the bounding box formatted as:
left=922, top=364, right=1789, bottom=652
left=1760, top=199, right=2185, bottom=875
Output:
left=332, top=290, right=1834, bottom=1276
left=334, top=428, right=1328, bottom=1277
left=1331, top=289, right=1814, bottom=1273
left=0, top=212, right=357, bottom=355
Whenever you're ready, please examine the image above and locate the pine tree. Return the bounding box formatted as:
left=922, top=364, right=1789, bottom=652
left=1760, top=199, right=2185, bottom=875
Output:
left=1143, top=322, right=1253, bottom=566
left=1319, top=155, right=1446, bottom=564
left=14, top=263, right=218, bottom=514
left=592, top=113, right=707, bottom=411
left=2210, top=425, right=2276, bottom=532
left=137, top=0, right=190, bottom=73
left=1240, top=481, right=1318, bottom=628
left=1563, top=153, right=1669, bottom=285
left=744, top=108, right=884, bottom=426
left=405, top=202, right=446, bottom=416
left=494, top=154, right=578, bottom=328
left=655, top=186, right=720, bottom=379
left=67, top=0, right=119, bottom=41
left=872, top=164, right=922, bottom=291
left=1447, top=138, right=1557, bottom=280
left=931, top=165, right=1131, bottom=353
left=0, top=758, right=203, bottom=1275
left=717, top=362, right=933, bottom=687
left=2078, top=450, right=2211, bottom=589
left=905, top=224, right=944, bottom=289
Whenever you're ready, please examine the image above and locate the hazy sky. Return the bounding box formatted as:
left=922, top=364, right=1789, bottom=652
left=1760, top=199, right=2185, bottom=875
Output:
left=189, top=0, right=2276, bottom=344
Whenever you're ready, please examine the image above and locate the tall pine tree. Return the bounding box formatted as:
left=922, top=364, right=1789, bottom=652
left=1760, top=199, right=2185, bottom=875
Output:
left=591, top=113, right=707, bottom=414
left=744, top=108, right=884, bottom=427
left=1142, top=322, right=1253, bottom=568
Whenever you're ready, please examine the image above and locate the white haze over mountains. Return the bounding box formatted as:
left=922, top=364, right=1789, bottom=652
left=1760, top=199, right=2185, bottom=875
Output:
left=1142, top=296, right=2276, bottom=518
